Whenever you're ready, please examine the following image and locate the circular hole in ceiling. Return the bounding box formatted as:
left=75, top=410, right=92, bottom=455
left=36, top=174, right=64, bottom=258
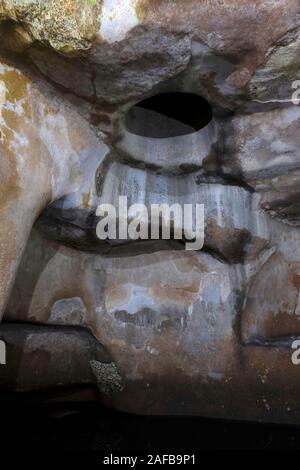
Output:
left=125, top=92, right=213, bottom=139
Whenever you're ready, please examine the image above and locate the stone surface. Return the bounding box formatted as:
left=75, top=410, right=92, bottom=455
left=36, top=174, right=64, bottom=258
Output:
left=0, top=0, right=102, bottom=52
left=49, top=297, right=87, bottom=325
left=0, top=0, right=300, bottom=424
left=90, top=360, right=123, bottom=396
left=0, top=322, right=112, bottom=391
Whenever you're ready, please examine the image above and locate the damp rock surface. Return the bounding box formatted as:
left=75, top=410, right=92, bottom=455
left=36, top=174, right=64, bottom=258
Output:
left=0, top=0, right=300, bottom=424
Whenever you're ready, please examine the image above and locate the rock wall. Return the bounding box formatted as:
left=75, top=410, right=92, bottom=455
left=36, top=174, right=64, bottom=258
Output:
left=0, top=0, right=300, bottom=423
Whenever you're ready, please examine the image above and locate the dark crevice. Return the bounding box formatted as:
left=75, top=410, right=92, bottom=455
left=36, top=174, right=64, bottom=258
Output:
left=36, top=211, right=240, bottom=263
left=125, top=92, right=213, bottom=138
left=242, top=335, right=300, bottom=349
left=194, top=172, right=255, bottom=192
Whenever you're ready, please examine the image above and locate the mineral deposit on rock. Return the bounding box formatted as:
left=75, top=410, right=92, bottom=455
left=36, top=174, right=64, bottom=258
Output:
left=0, top=0, right=300, bottom=424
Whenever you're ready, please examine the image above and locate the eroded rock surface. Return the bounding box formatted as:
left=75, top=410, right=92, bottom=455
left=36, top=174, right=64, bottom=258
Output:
left=0, top=0, right=300, bottom=424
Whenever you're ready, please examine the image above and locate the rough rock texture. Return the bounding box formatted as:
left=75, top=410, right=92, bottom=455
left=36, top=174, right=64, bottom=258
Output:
left=0, top=0, right=300, bottom=424
left=0, top=322, right=112, bottom=391
left=0, top=0, right=102, bottom=52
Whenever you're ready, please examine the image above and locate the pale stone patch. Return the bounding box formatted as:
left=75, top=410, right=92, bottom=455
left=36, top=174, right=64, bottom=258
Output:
left=48, top=297, right=87, bottom=326
left=0, top=80, right=6, bottom=107
left=100, top=0, right=139, bottom=43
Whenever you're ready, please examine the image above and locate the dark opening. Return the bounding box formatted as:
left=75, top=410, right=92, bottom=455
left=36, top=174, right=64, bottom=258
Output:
left=125, top=93, right=213, bottom=139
